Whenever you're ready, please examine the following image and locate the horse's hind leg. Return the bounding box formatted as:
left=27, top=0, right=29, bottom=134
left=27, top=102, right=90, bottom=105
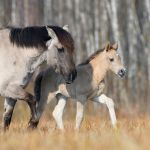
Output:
left=2, top=98, right=17, bottom=131
left=75, top=100, right=85, bottom=130
left=94, top=94, right=117, bottom=127
left=5, top=84, right=37, bottom=129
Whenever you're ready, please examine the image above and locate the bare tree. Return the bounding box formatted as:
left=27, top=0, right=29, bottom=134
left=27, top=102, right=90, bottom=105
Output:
left=0, top=0, right=149, bottom=113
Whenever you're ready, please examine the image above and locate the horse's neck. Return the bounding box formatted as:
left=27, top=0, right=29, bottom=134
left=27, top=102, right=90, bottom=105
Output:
left=89, top=55, right=108, bottom=85
left=29, top=51, right=47, bottom=73
left=77, top=64, right=93, bottom=79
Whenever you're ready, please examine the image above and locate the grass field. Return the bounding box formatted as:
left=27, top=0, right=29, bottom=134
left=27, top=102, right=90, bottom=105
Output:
left=0, top=86, right=149, bottom=150
left=0, top=111, right=150, bottom=150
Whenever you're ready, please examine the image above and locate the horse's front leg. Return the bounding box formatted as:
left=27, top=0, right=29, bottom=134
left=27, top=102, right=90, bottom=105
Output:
left=52, top=94, right=67, bottom=130
left=94, top=94, right=117, bottom=127
left=32, top=92, right=49, bottom=129
left=2, top=98, right=17, bottom=131
left=5, top=84, right=38, bottom=130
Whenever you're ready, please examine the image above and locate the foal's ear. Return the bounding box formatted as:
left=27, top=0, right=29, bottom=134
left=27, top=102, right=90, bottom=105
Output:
left=46, top=26, right=56, bottom=39
left=112, top=42, right=118, bottom=50
left=105, top=42, right=111, bottom=52
left=63, top=25, right=69, bottom=32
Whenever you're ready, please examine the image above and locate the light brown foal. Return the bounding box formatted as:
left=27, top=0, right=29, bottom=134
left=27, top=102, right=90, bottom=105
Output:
left=35, top=42, right=126, bottom=130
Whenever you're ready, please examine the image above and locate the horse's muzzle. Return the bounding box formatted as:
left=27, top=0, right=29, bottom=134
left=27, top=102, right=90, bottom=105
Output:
left=66, top=69, right=77, bottom=84
left=118, top=69, right=126, bottom=78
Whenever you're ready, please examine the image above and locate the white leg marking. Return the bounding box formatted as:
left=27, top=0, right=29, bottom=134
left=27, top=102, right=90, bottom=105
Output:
left=94, top=94, right=117, bottom=127
left=75, top=101, right=84, bottom=130
left=52, top=97, right=67, bottom=130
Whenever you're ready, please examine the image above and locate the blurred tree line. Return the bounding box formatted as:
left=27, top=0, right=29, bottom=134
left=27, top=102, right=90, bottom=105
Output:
left=0, top=0, right=149, bottom=113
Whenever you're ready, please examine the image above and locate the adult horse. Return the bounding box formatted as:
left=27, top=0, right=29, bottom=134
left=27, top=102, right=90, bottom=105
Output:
left=34, top=42, right=126, bottom=130
left=0, top=25, right=77, bottom=130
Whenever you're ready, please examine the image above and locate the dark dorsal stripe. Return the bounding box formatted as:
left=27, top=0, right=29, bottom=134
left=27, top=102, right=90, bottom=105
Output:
left=79, top=48, right=105, bottom=66
left=9, top=26, right=74, bottom=52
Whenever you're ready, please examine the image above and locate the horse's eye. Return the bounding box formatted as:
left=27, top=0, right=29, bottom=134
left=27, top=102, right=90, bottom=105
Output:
left=58, top=48, right=64, bottom=53
left=109, top=58, right=114, bottom=62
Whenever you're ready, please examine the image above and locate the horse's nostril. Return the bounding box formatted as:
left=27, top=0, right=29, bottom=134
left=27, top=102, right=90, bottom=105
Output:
left=118, top=69, right=126, bottom=77
left=120, top=69, right=124, bottom=73
left=65, top=70, right=77, bottom=84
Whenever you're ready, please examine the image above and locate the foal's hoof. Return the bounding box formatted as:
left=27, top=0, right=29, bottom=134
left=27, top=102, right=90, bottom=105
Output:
left=74, top=127, right=80, bottom=132
left=112, top=123, right=120, bottom=134
left=27, top=120, right=39, bottom=130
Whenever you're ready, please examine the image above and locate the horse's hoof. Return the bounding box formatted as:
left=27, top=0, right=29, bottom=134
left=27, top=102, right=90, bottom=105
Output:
left=27, top=120, right=39, bottom=130
left=112, top=123, right=120, bottom=134
left=1, top=124, right=9, bottom=133
left=58, top=127, right=65, bottom=132
left=74, top=127, right=80, bottom=132
left=27, top=125, right=37, bottom=131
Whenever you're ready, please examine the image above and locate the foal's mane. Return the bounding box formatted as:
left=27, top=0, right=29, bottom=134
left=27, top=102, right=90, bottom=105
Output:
left=79, top=48, right=105, bottom=66
left=9, top=26, right=74, bottom=52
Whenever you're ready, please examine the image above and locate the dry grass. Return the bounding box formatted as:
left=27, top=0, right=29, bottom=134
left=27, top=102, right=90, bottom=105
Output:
left=0, top=115, right=150, bottom=150
left=0, top=91, right=149, bottom=150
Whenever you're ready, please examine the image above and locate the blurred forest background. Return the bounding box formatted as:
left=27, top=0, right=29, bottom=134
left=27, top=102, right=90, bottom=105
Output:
left=0, top=0, right=149, bottom=121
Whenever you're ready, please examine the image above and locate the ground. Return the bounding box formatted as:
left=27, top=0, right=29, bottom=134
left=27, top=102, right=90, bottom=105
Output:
left=0, top=91, right=149, bottom=150
left=0, top=114, right=150, bottom=150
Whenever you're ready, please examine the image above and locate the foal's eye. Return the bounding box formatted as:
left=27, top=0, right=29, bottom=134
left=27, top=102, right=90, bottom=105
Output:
left=58, top=48, right=64, bottom=53
left=109, top=58, right=114, bottom=62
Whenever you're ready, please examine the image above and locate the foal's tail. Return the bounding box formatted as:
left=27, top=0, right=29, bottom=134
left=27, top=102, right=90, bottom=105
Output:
left=34, top=72, right=43, bottom=103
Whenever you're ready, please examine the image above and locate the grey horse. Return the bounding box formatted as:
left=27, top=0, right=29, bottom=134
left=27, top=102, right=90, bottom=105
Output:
left=0, top=25, right=77, bottom=130
left=34, top=42, right=126, bottom=130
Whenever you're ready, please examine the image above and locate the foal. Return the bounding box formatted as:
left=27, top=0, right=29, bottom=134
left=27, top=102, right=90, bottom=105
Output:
left=35, top=42, right=126, bottom=130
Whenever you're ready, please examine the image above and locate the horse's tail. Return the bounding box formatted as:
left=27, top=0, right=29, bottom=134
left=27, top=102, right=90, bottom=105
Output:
left=34, top=72, right=43, bottom=103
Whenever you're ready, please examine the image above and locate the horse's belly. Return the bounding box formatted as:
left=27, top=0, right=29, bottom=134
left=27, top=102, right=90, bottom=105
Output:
left=87, top=82, right=105, bottom=99
left=87, top=90, right=100, bottom=99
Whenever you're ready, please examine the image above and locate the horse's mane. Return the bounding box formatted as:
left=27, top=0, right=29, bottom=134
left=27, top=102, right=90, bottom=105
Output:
left=9, top=26, right=74, bottom=52
left=48, top=26, right=74, bottom=53
left=9, top=26, right=50, bottom=49
left=78, top=48, right=105, bottom=66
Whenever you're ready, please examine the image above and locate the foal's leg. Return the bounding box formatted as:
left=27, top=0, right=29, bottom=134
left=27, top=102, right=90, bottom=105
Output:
left=2, top=98, right=17, bottom=131
left=94, top=94, right=117, bottom=127
left=75, top=100, right=85, bottom=130
left=52, top=94, right=67, bottom=130
left=5, top=84, right=37, bottom=129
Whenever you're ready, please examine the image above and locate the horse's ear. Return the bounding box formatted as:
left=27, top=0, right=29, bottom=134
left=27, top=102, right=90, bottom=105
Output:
left=46, top=26, right=56, bottom=39
left=63, top=25, right=69, bottom=32
left=112, top=42, right=118, bottom=50
left=105, top=42, right=110, bottom=52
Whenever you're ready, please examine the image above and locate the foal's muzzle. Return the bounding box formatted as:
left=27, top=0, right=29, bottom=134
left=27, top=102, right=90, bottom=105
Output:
left=118, top=69, right=126, bottom=78
left=65, top=69, right=77, bottom=84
